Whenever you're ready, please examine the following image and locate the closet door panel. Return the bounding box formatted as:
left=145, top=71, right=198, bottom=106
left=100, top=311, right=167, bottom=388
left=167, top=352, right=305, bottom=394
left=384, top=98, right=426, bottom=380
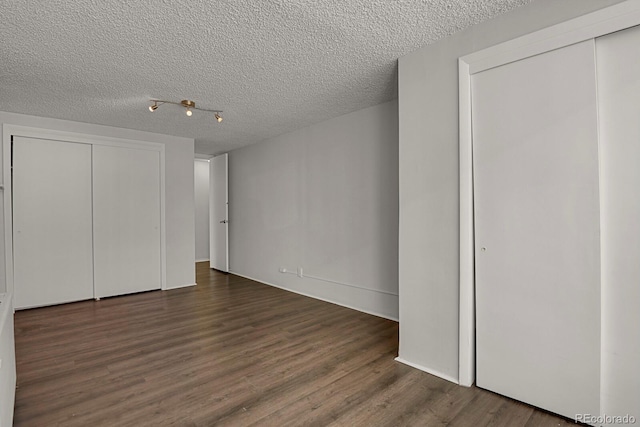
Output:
left=93, top=145, right=161, bottom=298
left=12, top=137, right=94, bottom=309
left=472, top=40, right=600, bottom=418
left=596, top=25, right=640, bottom=422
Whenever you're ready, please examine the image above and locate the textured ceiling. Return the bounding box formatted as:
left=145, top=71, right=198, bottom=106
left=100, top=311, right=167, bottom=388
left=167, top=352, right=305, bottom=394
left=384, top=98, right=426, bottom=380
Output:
left=0, top=0, right=533, bottom=155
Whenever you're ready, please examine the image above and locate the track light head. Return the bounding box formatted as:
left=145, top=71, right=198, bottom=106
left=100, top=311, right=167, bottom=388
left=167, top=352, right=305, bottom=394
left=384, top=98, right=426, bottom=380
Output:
left=182, top=100, right=195, bottom=117
left=149, top=103, right=158, bottom=112
left=215, top=113, right=223, bottom=123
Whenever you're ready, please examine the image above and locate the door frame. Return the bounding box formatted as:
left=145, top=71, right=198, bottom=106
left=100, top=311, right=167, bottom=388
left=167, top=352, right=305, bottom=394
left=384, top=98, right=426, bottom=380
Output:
left=457, top=0, right=640, bottom=387
left=2, top=124, right=167, bottom=297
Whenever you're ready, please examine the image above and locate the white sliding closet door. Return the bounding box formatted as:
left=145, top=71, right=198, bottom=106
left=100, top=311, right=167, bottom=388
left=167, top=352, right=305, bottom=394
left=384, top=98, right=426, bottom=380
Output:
left=93, top=145, right=161, bottom=298
left=472, top=40, right=601, bottom=418
left=596, top=25, right=640, bottom=421
left=13, top=137, right=94, bottom=309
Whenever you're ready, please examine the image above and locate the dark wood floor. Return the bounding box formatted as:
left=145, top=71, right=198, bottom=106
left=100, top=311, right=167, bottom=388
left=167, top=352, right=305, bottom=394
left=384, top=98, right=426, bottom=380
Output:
left=13, top=262, right=575, bottom=426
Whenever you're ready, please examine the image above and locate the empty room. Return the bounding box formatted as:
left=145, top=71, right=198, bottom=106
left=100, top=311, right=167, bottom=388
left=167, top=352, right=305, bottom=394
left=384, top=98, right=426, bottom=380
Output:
left=1, top=0, right=639, bottom=426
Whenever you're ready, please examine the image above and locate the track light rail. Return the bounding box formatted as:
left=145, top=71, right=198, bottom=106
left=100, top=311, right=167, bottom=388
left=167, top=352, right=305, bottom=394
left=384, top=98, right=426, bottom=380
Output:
left=149, top=99, right=223, bottom=122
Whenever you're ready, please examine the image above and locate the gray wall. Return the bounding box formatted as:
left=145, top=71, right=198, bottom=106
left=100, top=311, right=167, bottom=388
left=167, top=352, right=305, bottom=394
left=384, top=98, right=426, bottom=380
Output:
left=194, top=159, right=210, bottom=262
left=398, top=0, right=625, bottom=381
left=0, top=111, right=196, bottom=293
left=229, top=100, right=399, bottom=319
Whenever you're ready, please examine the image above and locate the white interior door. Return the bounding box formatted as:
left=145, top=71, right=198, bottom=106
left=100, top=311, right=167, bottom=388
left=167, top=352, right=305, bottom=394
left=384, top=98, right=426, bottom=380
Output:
left=12, top=136, right=94, bottom=309
left=596, top=25, right=640, bottom=421
left=209, top=153, right=228, bottom=272
left=472, top=40, right=601, bottom=419
left=92, top=145, right=161, bottom=298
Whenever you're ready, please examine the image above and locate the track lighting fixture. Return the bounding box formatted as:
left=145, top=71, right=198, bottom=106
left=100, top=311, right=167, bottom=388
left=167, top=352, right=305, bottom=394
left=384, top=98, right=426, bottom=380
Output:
left=148, top=99, right=223, bottom=122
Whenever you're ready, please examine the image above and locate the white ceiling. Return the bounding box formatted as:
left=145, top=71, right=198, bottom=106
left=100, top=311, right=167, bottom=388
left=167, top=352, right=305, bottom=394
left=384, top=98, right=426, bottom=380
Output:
left=0, top=0, right=532, bottom=155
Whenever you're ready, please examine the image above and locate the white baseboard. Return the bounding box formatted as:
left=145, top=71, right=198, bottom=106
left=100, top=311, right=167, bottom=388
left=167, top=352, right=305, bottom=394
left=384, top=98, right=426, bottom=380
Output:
left=394, top=357, right=459, bottom=384
left=164, top=283, right=197, bottom=290
left=229, top=271, right=398, bottom=322
left=195, top=259, right=210, bottom=263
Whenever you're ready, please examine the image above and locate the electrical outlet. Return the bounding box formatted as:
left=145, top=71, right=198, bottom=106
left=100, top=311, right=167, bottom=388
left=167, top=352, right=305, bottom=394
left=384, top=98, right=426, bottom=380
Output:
left=279, top=267, right=287, bottom=273
left=297, top=267, right=303, bottom=278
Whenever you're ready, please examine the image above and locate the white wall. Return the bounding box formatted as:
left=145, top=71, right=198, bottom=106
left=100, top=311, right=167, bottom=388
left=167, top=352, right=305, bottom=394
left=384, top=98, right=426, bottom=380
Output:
left=0, top=111, right=196, bottom=292
left=398, top=0, right=626, bottom=382
left=229, top=101, right=399, bottom=319
left=194, top=159, right=210, bottom=262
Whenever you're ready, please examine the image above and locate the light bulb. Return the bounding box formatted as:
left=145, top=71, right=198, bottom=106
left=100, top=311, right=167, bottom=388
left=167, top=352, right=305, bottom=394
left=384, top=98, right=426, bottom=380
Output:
left=149, top=104, right=158, bottom=112
left=215, top=113, right=223, bottom=123
left=186, top=108, right=193, bottom=117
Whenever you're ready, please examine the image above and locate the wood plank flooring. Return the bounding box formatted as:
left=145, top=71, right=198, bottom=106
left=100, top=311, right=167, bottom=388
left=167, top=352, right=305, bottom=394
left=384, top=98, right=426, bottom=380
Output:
left=13, top=262, right=576, bottom=426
